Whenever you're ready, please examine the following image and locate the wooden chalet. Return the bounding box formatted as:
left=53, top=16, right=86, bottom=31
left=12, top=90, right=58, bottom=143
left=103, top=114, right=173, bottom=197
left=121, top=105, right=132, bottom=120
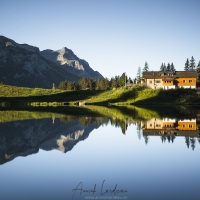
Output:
left=142, top=71, right=197, bottom=89
left=142, top=118, right=199, bottom=137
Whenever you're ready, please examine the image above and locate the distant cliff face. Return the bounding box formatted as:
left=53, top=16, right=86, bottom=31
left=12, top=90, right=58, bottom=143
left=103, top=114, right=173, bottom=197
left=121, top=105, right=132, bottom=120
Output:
left=0, top=36, right=103, bottom=88
left=41, top=47, right=103, bottom=79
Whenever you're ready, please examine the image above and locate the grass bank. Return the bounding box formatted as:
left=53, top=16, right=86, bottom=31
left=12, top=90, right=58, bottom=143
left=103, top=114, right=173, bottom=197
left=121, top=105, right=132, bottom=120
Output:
left=0, top=84, right=200, bottom=106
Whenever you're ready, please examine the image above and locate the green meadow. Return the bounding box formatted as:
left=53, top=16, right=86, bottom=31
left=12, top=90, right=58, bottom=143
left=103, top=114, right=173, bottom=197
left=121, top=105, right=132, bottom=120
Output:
left=0, top=84, right=200, bottom=106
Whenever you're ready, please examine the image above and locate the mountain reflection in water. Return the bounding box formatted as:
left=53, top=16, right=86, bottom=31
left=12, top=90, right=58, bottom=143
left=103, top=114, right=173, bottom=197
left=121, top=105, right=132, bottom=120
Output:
left=0, top=106, right=200, bottom=165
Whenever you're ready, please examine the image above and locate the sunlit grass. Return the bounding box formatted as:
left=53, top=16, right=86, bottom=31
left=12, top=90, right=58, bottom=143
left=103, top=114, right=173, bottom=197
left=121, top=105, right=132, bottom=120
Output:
left=0, top=84, right=199, bottom=105
left=133, top=106, right=160, bottom=119
left=0, top=84, right=64, bottom=97
left=85, top=105, right=133, bottom=121
left=82, top=86, right=162, bottom=105
left=0, top=105, right=159, bottom=123
left=0, top=110, right=65, bottom=122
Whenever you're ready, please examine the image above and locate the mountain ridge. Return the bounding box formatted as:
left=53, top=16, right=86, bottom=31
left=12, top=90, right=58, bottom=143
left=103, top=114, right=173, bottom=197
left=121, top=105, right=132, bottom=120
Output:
left=0, top=35, right=103, bottom=88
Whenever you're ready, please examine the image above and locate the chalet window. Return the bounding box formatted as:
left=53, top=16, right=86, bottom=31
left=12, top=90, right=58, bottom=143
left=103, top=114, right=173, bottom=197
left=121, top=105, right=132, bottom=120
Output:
left=189, top=80, right=192, bottom=83
left=150, top=124, right=152, bottom=127
left=183, top=124, right=185, bottom=128
left=189, top=125, right=193, bottom=128
left=149, top=81, right=152, bottom=84
left=156, top=80, right=161, bottom=83
left=183, top=80, right=186, bottom=83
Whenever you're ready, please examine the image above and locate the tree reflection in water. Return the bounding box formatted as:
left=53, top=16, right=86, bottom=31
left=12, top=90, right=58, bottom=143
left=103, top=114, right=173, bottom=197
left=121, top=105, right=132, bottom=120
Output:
left=0, top=105, right=200, bottom=165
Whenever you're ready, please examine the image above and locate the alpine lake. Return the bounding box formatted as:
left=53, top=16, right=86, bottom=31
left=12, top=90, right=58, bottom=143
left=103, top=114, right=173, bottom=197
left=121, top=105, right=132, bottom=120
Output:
left=0, top=105, right=200, bottom=200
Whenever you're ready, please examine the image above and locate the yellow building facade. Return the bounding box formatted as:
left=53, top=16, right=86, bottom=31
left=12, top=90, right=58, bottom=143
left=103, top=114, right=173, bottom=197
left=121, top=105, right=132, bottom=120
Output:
left=142, top=71, right=197, bottom=89
left=142, top=118, right=198, bottom=137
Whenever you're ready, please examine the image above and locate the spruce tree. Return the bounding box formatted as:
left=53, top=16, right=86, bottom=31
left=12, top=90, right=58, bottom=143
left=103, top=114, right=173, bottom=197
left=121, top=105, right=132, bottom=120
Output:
left=143, top=61, right=149, bottom=72
left=197, top=61, right=200, bottom=72
left=119, top=73, right=126, bottom=87
left=110, top=77, right=117, bottom=89
left=160, top=63, right=167, bottom=72
left=189, top=56, right=196, bottom=71
left=196, top=60, right=200, bottom=86
left=163, top=63, right=166, bottom=71
left=170, top=63, right=175, bottom=71
left=160, top=63, right=164, bottom=71
left=184, top=58, right=189, bottom=71
left=167, top=63, right=171, bottom=71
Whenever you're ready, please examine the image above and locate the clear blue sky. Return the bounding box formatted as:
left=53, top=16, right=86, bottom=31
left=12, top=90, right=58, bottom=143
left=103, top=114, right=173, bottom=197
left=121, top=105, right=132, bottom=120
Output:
left=0, top=0, right=200, bottom=78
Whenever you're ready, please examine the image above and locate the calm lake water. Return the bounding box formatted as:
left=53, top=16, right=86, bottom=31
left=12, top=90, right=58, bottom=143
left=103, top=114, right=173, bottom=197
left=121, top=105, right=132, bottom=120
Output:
left=0, top=107, right=200, bottom=200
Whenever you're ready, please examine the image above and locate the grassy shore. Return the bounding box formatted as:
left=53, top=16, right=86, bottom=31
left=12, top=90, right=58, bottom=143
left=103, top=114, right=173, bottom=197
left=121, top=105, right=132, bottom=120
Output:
left=0, top=104, right=199, bottom=124
left=0, top=84, right=64, bottom=97
left=0, top=84, right=200, bottom=106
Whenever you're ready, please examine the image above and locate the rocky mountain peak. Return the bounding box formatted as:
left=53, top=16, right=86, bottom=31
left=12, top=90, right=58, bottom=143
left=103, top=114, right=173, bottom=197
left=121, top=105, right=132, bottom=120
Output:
left=0, top=35, right=103, bottom=88
left=41, top=47, right=103, bottom=79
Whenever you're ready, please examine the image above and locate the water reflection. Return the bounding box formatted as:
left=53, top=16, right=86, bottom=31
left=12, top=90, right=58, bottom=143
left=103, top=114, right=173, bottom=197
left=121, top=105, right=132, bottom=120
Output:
left=0, top=106, right=200, bottom=165
left=0, top=115, right=107, bottom=165
left=0, top=106, right=200, bottom=200
left=142, top=118, right=200, bottom=150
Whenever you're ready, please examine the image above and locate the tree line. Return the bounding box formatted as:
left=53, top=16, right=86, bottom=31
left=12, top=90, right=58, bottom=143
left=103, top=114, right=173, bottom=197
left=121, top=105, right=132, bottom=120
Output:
left=137, top=57, right=200, bottom=85
left=58, top=57, right=200, bottom=90
left=58, top=74, right=134, bottom=90
left=141, top=56, right=200, bottom=74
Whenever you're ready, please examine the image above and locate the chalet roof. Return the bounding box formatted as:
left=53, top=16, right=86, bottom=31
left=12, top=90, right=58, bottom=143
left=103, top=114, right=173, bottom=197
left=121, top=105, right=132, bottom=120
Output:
left=143, top=71, right=197, bottom=79
left=176, top=71, right=197, bottom=78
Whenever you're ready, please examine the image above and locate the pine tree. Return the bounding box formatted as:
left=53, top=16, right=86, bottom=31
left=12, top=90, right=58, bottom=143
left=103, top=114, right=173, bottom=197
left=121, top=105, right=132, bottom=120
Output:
left=196, top=60, right=200, bottom=86
left=185, top=137, right=190, bottom=148
left=170, top=63, right=175, bottom=71
left=160, top=63, right=164, bottom=71
left=128, top=77, right=133, bottom=84
left=167, top=63, right=171, bottom=71
left=190, top=138, right=196, bottom=151
left=197, top=60, right=200, bottom=70
left=66, top=81, right=73, bottom=90
left=78, top=77, right=90, bottom=90
left=184, top=58, right=189, bottom=71
left=160, top=63, right=166, bottom=72
left=143, top=61, right=149, bottom=72
left=110, top=77, right=117, bottom=89
left=59, top=81, right=67, bottom=90
left=119, top=73, right=126, bottom=87
left=144, top=135, right=149, bottom=145
left=189, top=56, right=196, bottom=71
left=163, top=63, right=166, bottom=71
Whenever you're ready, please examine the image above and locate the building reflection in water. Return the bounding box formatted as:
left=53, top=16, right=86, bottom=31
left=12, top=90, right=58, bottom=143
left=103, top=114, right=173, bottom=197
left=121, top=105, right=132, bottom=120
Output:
left=142, top=118, right=200, bottom=150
